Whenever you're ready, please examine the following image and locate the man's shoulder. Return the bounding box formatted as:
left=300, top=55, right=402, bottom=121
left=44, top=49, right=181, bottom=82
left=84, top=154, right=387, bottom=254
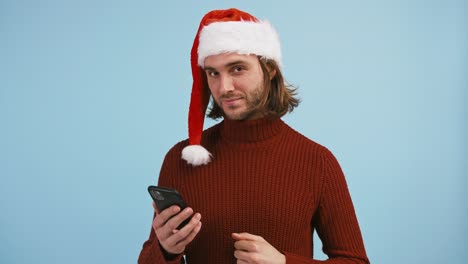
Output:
left=283, top=122, right=325, bottom=148
left=282, top=122, right=340, bottom=160
left=289, top=123, right=343, bottom=158
left=165, top=122, right=222, bottom=155
left=203, top=121, right=223, bottom=135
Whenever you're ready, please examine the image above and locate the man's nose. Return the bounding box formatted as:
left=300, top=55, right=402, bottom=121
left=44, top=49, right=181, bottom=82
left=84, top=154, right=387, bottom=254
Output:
left=219, top=75, right=234, bottom=93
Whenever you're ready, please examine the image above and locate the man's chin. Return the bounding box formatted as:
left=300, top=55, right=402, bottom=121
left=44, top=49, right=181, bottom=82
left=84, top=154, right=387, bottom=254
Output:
left=224, top=114, right=244, bottom=121
left=223, top=110, right=246, bottom=121
left=224, top=110, right=262, bottom=121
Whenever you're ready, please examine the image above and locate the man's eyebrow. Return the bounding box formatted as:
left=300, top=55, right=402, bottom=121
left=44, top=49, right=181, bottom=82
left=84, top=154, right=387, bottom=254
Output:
left=225, top=60, right=247, bottom=68
left=203, top=66, right=216, bottom=72
left=204, top=60, right=248, bottom=71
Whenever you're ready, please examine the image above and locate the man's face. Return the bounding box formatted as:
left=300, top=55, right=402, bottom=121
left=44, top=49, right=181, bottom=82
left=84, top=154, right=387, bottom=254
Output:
left=203, top=53, right=265, bottom=121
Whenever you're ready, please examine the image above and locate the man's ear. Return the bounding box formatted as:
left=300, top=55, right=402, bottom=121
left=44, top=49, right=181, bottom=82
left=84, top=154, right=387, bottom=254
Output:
left=269, top=68, right=277, bottom=80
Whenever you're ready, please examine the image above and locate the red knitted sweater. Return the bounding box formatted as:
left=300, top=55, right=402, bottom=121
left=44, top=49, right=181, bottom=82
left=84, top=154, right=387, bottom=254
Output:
left=138, top=118, right=369, bottom=263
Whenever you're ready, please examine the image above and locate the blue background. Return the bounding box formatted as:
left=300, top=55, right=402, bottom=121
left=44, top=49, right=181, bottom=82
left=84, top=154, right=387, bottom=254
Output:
left=1, top=0, right=466, bottom=263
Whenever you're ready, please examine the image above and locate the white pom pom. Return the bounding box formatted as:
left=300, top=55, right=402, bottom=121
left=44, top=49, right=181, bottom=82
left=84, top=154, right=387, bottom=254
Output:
left=181, top=145, right=212, bottom=166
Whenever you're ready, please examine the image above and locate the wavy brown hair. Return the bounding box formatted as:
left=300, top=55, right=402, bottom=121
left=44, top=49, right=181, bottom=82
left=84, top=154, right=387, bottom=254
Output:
left=206, top=56, right=300, bottom=119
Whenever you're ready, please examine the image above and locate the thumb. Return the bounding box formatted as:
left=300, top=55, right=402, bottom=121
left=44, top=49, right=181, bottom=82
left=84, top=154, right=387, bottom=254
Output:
left=232, top=232, right=263, bottom=241
left=232, top=232, right=242, bottom=240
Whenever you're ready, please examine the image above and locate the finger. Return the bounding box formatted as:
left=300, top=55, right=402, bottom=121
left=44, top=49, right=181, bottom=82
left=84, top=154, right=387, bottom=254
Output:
left=234, top=249, right=251, bottom=261
left=154, top=211, right=198, bottom=254
left=171, top=211, right=200, bottom=235
left=232, top=232, right=264, bottom=242
left=175, top=221, right=202, bottom=247
left=166, top=213, right=202, bottom=245
left=164, top=207, right=194, bottom=231
left=234, top=240, right=259, bottom=252
left=154, top=206, right=181, bottom=228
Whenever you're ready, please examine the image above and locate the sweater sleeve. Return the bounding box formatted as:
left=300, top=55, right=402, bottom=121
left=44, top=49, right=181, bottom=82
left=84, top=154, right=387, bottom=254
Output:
left=137, top=146, right=186, bottom=264
left=137, top=219, right=185, bottom=264
left=284, top=148, right=370, bottom=264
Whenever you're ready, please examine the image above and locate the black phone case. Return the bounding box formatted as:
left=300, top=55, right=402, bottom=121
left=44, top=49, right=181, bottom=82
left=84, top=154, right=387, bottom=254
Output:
left=147, top=186, right=190, bottom=229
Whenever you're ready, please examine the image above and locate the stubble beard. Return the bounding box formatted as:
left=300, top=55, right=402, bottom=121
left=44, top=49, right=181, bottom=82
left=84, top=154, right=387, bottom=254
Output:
left=218, top=86, right=263, bottom=121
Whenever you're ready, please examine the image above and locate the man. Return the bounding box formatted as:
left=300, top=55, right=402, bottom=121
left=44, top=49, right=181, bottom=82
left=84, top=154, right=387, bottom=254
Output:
left=139, top=8, right=370, bottom=264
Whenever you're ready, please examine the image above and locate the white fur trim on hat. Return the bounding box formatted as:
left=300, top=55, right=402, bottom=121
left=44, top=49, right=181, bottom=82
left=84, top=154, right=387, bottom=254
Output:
left=181, top=145, right=212, bottom=166
left=197, top=20, right=282, bottom=67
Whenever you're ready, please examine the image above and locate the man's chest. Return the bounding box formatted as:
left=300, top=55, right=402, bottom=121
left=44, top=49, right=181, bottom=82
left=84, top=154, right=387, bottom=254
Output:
left=178, top=161, right=319, bottom=248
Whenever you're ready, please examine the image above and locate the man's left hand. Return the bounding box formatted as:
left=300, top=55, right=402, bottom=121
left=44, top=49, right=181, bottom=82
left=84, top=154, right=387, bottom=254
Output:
left=232, top=232, right=286, bottom=264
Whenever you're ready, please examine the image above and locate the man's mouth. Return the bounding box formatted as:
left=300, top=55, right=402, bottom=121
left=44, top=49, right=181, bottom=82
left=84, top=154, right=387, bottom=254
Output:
left=222, top=96, right=243, bottom=106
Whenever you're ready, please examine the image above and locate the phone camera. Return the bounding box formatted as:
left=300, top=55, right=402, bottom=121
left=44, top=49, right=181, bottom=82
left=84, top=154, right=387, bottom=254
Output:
left=153, top=191, right=165, bottom=201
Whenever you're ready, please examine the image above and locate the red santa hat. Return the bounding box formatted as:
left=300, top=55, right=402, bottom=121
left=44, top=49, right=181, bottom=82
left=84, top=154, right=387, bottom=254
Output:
left=181, top=8, right=282, bottom=166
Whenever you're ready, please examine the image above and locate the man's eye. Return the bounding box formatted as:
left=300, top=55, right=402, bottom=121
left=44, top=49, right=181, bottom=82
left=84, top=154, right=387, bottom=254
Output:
left=233, top=66, right=243, bottom=72
left=207, top=71, right=218, bottom=77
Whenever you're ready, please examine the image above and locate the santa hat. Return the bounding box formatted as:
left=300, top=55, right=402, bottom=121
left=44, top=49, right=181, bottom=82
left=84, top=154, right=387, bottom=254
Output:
left=181, top=8, right=282, bottom=166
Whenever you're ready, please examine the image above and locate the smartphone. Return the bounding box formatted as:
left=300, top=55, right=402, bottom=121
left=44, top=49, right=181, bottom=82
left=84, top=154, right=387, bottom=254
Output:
left=147, top=186, right=191, bottom=229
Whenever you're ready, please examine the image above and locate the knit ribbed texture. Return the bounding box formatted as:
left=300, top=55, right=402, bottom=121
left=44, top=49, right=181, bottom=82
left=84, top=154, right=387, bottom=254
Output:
left=138, top=118, right=369, bottom=264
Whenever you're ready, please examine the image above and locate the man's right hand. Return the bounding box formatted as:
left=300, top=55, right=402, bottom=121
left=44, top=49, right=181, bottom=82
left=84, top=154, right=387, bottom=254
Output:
left=152, top=202, right=202, bottom=254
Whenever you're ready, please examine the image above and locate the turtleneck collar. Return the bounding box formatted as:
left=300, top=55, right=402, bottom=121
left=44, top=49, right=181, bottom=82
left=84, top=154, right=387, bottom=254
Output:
left=219, top=117, right=285, bottom=144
